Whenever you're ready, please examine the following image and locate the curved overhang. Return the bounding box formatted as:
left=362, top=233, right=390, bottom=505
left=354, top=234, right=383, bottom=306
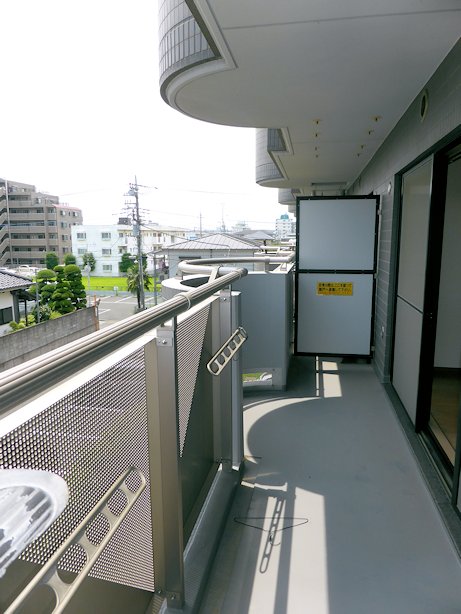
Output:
left=160, top=1, right=461, bottom=190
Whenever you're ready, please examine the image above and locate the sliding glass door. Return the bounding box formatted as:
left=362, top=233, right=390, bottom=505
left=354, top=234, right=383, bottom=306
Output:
left=392, top=158, right=433, bottom=425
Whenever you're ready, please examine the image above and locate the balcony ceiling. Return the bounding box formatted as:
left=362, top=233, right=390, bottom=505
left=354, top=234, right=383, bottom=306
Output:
left=168, top=1, right=461, bottom=190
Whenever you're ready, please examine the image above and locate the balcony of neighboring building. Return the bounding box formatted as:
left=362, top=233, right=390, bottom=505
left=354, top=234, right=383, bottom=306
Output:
left=11, top=247, right=47, bottom=259
left=9, top=237, right=47, bottom=246
left=8, top=212, right=46, bottom=220
left=9, top=226, right=48, bottom=235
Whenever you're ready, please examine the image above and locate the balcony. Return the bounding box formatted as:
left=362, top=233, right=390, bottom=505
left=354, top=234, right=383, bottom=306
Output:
left=200, top=356, right=461, bottom=613
left=11, top=251, right=47, bottom=261
left=1, top=260, right=460, bottom=614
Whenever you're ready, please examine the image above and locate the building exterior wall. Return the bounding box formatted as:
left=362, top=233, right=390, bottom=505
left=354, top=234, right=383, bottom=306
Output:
left=72, top=224, right=128, bottom=276
left=275, top=214, right=296, bottom=239
left=72, top=224, right=188, bottom=276
left=0, top=292, right=14, bottom=335
left=0, top=179, right=82, bottom=268
left=348, top=41, right=461, bottom=383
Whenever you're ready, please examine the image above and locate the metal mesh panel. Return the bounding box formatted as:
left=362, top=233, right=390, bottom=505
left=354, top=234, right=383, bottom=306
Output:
left=176, top=304, right=211, bottom=457
left=177, top=303, right=218, bottom=532
left=58, top=543, right=87, bottom=574
left=0, top=348, right=155, bottom=591
left=86, top=512, right=111, bottom=546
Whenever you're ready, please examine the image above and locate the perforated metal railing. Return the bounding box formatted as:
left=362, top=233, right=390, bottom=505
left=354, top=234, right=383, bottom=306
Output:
left=0, top=268, right=248, bottom=612
left=1, top=346, right=154, bottom=591
left=0, top=255, right=294, bottom=612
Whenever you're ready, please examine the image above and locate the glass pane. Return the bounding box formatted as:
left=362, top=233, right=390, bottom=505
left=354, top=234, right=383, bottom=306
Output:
left=429, top=156, right=461, bottom=466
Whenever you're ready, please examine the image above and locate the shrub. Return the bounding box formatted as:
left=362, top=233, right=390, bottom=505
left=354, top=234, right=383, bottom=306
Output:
left=45, top=252, right=59, bottom=270
left=82, top=252, right=96, bottom=272
left=9, top=314, right=36, bottom=331
left=64, top=264, right=87, bottom=309
left=35, top=269, right=57, bottom=305
left=64, top=253, right=77, bottom=265
left=50, top=266, right=74, bottom=314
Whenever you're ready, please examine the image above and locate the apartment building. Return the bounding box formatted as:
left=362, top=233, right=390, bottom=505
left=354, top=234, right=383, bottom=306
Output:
left=275, top=213, right=296, bottom=240
left=0, top=178, right=82, bottom=268
left=72, top=223, right=187, bottom=275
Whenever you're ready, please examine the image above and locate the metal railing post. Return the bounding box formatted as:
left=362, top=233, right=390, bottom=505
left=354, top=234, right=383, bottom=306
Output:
left=212, top=290, right=233, bottom=472
left=230, top=292, right=244, bottom=469
left=144, top=322, right=185, bottom=609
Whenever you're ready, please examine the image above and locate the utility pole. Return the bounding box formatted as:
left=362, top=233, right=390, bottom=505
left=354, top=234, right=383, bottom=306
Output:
left=129, top=177, right=145, bottom=311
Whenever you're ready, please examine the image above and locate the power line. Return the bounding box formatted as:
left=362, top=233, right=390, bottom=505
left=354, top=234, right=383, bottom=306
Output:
left=59, top=183, right=275, bottom=200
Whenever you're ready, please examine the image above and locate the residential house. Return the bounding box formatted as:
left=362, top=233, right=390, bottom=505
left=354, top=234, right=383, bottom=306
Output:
left=164, top=233, right=259, bottom=277
left=0, top=270, right=33, bottom=334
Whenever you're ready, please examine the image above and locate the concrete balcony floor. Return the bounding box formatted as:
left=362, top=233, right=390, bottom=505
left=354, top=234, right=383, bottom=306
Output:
left=200, top=357, right=461, bottom=614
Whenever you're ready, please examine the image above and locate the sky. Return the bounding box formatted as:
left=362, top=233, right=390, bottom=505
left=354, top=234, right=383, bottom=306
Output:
left=1, top=0, right=286, bottom=232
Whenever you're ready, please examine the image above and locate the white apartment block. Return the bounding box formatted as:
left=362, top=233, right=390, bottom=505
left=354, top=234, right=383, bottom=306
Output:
left=71, top=224, right=187, bottom=276
left=275, top=213, right=296, bottom=240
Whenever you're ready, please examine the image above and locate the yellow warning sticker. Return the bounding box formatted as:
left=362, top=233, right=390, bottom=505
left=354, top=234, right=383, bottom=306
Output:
left=317, top=282, right=353, bottom=296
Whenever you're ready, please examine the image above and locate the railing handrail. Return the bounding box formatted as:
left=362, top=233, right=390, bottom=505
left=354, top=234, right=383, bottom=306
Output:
left=0, top=268, right=248, bottom=418
left=177, top=253, right=295, bottom=276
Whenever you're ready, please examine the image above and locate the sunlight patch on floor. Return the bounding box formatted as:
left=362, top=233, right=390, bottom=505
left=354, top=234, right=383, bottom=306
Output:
left=245, top=489, right=329, bottom=614
left=321, top=372, right=342, bottom=398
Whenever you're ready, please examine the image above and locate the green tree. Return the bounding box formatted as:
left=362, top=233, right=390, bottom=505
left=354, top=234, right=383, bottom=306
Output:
left=36, top=268, right=56, bottom=281
left=64, top=264, right=87, bottom=309
left=32, top=303, right=54, bottom=322
left=30, top=269, right=57, bottom=320
left=64, top=253, right=77, bottom=265
left=119, top=252, right=135, bottom=273
left=35, top=269, right=57, bottom=305
left=45, top=251, right=59, bottom=270
left=126, top=265, right=153, bottom=308
left=82, top=252, right=96, bottom=272
left=49, top=266, right=74, bottom=314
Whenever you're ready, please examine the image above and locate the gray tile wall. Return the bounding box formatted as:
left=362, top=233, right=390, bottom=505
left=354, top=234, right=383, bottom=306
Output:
left=349, top=41, right=461, bottom=382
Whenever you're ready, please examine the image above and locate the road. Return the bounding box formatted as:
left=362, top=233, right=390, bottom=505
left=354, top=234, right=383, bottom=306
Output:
left=96, top=293, right=163, bottom=328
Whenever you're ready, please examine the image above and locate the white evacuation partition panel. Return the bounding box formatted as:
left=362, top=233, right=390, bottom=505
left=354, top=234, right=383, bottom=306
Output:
left=295, top=197, right=378, bottom=356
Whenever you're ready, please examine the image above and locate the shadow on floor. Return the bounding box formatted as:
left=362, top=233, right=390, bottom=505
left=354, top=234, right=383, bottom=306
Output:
left=200, top=356, right=461, bottom=614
